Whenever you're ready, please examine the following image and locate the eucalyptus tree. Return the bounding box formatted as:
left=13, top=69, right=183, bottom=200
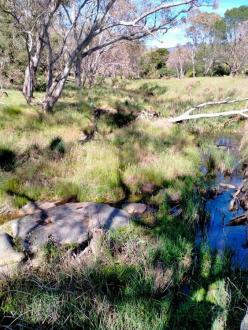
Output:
left=41, top=0, right=205, bottom=112
left=186, top=9, right=221, bottom=76
left=0, top=0, right=62, bottom=103
left=1, top=0, right=212, bottom=112
left=223, top=6, right=248, bottom=76
left=167, top=45, right=191, bottom=78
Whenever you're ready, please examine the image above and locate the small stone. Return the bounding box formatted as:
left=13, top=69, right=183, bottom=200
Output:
left=122, top=203, right=147, bottom=215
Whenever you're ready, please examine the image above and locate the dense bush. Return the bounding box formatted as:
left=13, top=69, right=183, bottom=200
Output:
left=139, top=48, right=169, bottom=78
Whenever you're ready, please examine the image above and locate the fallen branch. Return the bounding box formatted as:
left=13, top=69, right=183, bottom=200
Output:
left=169, top=108, right=248, bottom=123
left=169, top=97, right=248, bottom=123
left=220, top=183, right=237, bottom=190
left=229, top=184, right=243, bottom=211
left=226, top=213, right=248, bottom=227
left=184, top=97, right=248, bottom=116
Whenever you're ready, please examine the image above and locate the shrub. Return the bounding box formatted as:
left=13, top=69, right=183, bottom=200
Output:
left=35, top=76, right=47, bottom=92
left=138, top=83, right=168, bottom=97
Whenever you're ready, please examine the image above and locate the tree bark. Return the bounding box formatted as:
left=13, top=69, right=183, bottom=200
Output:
left=191, top=50, right=196, bottom=78
left=22, top=52, right=41, bottom=103
left=42, top=64, right=71, bottom=112
left=21, top=1, right=61, bottom=103
left=23, top=65, right=35, bottom=103
left=75, top=57, right=82, bottom=88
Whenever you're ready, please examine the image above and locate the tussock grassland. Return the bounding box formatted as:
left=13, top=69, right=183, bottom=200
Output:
left=0, top=76, right=246, bottom=209
left=0, top=77, right=248, bottom=329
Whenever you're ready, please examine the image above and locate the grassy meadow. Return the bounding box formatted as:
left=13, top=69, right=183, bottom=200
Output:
left=0, top=76, right=248, bottom=329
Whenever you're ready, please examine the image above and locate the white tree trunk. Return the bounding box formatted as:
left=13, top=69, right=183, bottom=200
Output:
left=42, top=64, right=71, bottom=112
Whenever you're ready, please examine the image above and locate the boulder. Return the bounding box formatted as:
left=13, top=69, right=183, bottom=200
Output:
left=3, top=203, right=130, bottom=253
left=0, top=230, right=24, bottom=267
left=122, top=203, right=147, bottom=215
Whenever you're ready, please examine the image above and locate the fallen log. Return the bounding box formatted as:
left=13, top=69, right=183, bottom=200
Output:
left=219, top=183, right=237, bottom=190
left=226, top=213, right=248, bottom=227
left=168, top=97, right=248, bottom=123
left=169, top=108, right=248, bottom=123
left=183, top=97, right=248, bottom=115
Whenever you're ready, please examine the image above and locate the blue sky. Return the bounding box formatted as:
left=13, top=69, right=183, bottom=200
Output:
left=148, top=0, right=247, bottom=48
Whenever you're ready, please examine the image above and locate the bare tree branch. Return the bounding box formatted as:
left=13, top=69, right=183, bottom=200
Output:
left=169, top=97, right=248, bottom=123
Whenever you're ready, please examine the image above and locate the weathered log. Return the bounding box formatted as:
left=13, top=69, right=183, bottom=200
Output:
left=219, top=183, right=237, bottom=190
left=169, top=97, right=248, bottom=123
left=169, top=109, right=248, bottom=123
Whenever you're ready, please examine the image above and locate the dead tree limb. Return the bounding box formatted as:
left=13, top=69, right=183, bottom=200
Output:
left=226, top=213, right=248, bottom=226
left=184, top=97, right=248, bottom=115
left=169, top=97, right=248, bottom=123
left=169, top=108, right=248, bottom=123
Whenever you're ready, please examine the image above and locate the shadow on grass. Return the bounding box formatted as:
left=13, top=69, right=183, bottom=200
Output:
left=0, top=148, right=16, bottom=172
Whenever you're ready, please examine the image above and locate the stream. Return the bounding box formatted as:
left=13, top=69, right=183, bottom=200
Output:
left=196, top=136, right=248, bottom=269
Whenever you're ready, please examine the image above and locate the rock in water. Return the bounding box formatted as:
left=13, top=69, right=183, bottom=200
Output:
left=1, top=203, right=130, bottom=253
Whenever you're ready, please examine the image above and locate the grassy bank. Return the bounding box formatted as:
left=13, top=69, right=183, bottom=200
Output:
left=0, top=76, right=246, bottom=209
left=0, top=77, right=248, bottom=329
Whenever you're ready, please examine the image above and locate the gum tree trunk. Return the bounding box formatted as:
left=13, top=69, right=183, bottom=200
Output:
left=75, top=57, right=82, bottom=88
left=22, top=54, right=40, bottom=103
left=42, top=64, right=71, bottom=112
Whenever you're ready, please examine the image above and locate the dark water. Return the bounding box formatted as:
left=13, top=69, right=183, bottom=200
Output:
left=196, top=136, right=248, bottom=269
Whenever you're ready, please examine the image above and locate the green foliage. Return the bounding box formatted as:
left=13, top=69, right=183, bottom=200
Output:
left=0, top=11, right=26, bottom=85
left=35, top=75, right=47, bottom=92
left=42, top=240, right=62, bottom=263
left=138, top=83, right=168, bottom=96
left=212, top=63, right=230, bottom=76
left=140, top=48, right=169, bottom=78
left=225, top=6, right=248, bottom=29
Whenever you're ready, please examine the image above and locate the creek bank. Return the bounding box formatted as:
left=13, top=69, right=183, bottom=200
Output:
left=197, top=135, right=248, bottom=269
